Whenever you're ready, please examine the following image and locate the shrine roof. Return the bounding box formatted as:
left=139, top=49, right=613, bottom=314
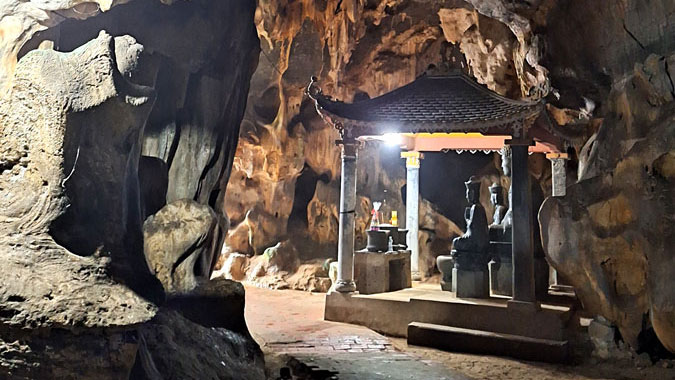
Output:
left=309, top=71, right=542, bottom=136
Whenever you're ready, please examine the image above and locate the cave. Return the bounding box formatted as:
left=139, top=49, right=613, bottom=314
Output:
left=1, top=0, right=674, bottom=379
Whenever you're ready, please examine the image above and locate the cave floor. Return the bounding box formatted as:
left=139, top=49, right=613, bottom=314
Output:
left=244, top=285, right=675, bottom=380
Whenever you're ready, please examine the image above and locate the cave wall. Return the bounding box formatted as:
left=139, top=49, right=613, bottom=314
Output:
left=0, top=0, right=264, bottom=378
left=540, top=53, right=675, bottom=352
left=221, top=0, right=675, bottom=353
left=537, top=0, right=675, bottom=354
left=221, top=0, right=554, bottom=278
left=223, top=0, right=516, bottom=277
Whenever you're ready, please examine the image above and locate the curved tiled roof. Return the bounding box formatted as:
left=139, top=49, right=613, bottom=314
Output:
left=310, top=71, right=542, bottom=136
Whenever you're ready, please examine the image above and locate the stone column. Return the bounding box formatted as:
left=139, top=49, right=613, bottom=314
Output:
left=401, top=151, right=422, bottom=280
left=506, top=140, right=538, bottom=309
left=335, top=140, right=358, bottom=293
left=547, top=152, right=569, bottom=197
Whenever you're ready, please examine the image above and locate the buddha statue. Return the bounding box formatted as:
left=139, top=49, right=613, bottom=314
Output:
left=489, top=147, right=513, bottom=241
left=488, top=180, right=513, bottom=296
left=451, top=176, right=490, bottom=254
left=489, top=183, right=508, bottom=226
left=436, top=176, right=491, bottom=297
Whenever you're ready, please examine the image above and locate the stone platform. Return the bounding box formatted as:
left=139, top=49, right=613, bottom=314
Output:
left=325, top=284, right=577, bottom=363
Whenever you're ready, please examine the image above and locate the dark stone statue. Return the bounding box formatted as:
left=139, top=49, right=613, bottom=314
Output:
left=451, top=177, right=490, bottom=255
left=489, top=183, right=508, bottom=226
left=487, top=180, right=513, bottom=296
left=437, top=176, right=491, bottom=296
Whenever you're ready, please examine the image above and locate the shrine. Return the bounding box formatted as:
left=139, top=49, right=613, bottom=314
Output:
left=307, top=67, right=576, bottom=363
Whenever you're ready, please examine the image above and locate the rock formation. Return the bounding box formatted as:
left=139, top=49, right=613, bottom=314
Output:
left=540, top=52, right=675, bottom=353
left=225, top=0, right=675, bottom=354
left=224, top=0, right=470, bottom=283
left=1, top=1, right=674, bottom=378
left=0, top=0, right=264, bottom=377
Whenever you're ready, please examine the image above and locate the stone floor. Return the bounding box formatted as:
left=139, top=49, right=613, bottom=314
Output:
left=245, top=285, right=675, bottom=380
left=245, top=285, right=469, bottom=379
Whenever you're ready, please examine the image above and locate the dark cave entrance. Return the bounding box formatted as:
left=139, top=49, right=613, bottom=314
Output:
left=288, top=164, right=330, bottom=230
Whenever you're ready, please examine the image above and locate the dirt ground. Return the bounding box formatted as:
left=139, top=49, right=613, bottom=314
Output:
left=244, top=285, right=675, bottom=380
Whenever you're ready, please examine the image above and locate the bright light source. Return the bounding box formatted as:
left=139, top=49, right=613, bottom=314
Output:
left=381, top=133, right=402, bottom=146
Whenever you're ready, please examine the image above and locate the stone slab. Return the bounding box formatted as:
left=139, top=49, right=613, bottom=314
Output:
left=408, top=322, right=570, bottom=363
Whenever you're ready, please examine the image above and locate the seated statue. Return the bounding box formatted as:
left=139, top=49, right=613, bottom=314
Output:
left=489, top=183, right=513, bottom=243
left=437, top=177, right=491, bottom=295
left=438, top=177, right=491, bottom=297
left=452, top=176, right=490, bottom=254
left=489, top=183, right=508, bottom=227
left=487, top=183, right=513, bottom=296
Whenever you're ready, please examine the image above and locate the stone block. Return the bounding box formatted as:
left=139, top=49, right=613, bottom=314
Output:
left=489, top=260, right=512, bottom=296
left=452, top=268, right=489, bottom=298
left=354, top=250, right=411, bottom=294
left=436, top=255, right=454, bottom=291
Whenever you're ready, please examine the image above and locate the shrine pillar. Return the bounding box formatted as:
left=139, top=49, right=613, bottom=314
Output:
left=506, top=140, right=539, bottom=309
left=547, top=152, right=569, bottom=197
left=401, top=151, right=423, bottom=280
left=334, top=139, right=358, bottom=293
left=547, top=152, right=569, bottom=289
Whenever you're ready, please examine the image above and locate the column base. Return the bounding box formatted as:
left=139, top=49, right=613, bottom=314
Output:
left=331, top=280, right=357, bottom=293
left=507, top=299, right=541, bottom=313
left=411, top=271, right=422, bottom=281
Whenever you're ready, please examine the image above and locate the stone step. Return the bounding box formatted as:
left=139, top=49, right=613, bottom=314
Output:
left=407, top=322, right=570, bottom=363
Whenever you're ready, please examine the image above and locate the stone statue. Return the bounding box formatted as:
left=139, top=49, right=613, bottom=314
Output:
left=500, top=146, right=514, bottom=229
left=437, top=176, right=491, bottom=298
left=489, top=183, right=508, bottom=226
left=451, top=176, right=490, bottom=253
left=437, top=176, right=491, bottom=295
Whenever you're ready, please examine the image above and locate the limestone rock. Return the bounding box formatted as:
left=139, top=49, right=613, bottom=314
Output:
left=329, top=261, right=339, bottom=286
left=634, top=352, right=653, bottom=368
left=0, top=0, right=127, bottom=93
left=0, top=328, right=139, bottom=380
left=307, top=180, right=372, bottom=249
left=438, top=8, right=519, bottom=97
left=143, top=200, right=219, bottom=294
left=285, top=261, right=332, bottom=293
left=0, top=29, right=157, bottom=330
left=226, top=0, right=453, bottom=259
left=1, top=0, right=262, bottom=377
left=588, top=318, right=628, bottom=361
left=540, top=53, right=675, bottom=352
left=0, top=28, right=156, bottom=380
left=135, top=309, right=265, bottom=380
left=263, top=240, right=301, bottom=274
left=544, top=0, right=675, bottom=109
left=417, top=199, right=464, bottom=276
left=213, top=253, right=250, bottom=282
left=166, top=278, right=248, bottom=331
